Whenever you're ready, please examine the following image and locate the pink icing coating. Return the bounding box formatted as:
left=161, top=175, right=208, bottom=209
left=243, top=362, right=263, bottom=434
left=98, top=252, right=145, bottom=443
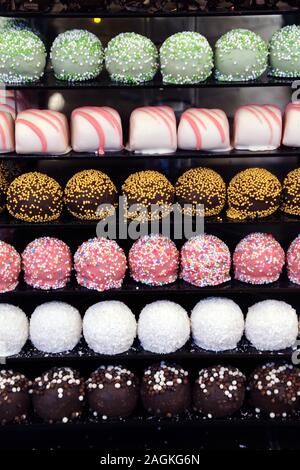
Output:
left=287, top=235, right=300, bottom=285
left=0, top=241, right=21, bottom=293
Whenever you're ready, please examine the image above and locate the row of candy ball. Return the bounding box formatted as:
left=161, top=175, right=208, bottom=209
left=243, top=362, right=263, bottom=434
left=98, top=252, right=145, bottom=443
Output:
left=1, top=361, right=300, bottom=425
left=0, top=297, right=298, bottom=358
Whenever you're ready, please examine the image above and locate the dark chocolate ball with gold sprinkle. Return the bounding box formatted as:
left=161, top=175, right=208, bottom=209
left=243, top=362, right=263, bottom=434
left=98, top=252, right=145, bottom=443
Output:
left=122, top=170, right=174, bottom=222
left=0, top=171, right=8, bottom=214
left=281, top=168, right=300, bottom=216
left=227, top=168, right=281, bottom=220
left=7, top=172, right=63, bottom=223
left=64, top=169, right=117, bottom=221
left=175, top=167, right=226, bottom=217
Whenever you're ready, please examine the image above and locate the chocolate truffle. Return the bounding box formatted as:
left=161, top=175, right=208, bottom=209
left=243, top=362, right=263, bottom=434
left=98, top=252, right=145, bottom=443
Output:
left=0, top=241, right=21, bottom=293
left=122, top=170, right=174, bottom=222
left=269, top=25, right=300, bottom=78
left=0, top=304, right=29, bottom=357
left=193, top=365, right=246, bottom=418
left=0, top=370, right=32, bottom=424
left=227, top=168, right=282, bottom=220
left=248, top=363, right=300, bottom=418
left=281, top=168, right=300, bottom=216
left=7, top=172, right=63, bottom=223
left=175, top=167, right=226, bottom=217
left=141, top=362, right=191, bottom=418
left=87, top=365, right=139, bottom=419
left=32, top=367, right=85, bottom=423
left=64, top=169, right=117, bottom=220
left=287, top=235, right=300, bottom=284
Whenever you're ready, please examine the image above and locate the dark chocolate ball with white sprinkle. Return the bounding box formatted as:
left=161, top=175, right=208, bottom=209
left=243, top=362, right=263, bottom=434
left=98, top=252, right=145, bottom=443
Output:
left=141, top=362, right=191, bottom=418
left=193, top=365, right=246, bottom=418
left=87, top=365, right=139, bottom=419
left=248, top=363, right=300, bottom=418
left=0, top=370, right=32, bottom=424
left=32, top=367, right=85, bottom=424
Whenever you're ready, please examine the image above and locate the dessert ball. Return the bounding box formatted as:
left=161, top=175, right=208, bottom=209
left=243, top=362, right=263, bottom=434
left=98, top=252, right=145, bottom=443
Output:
left=191, top=297, right=244, bottom=352
left=248, top=363, right=300, bottom=418
left=7, top=172, right=63, bottom=223
left=215, top=29, right=268, bottom=82
left=0, top=304, right=29, bottom=357
left=0, top=29, right=46, bottom=83
left=0, top=241, right=21, bottom=293
left=193, top=365, right=246, bottom=418
left=51, top=29, right=103, bottom=82
left=74, top=237, right=127, bottom=292
left=83, top=301, right=137, bottom=355
left=245, top=300, right=298, bottom=351
left=175, top=167, right=226, bottom=217
left=141, top=362, right=191, bottom=417
left=233, top=233, right=285, bottom=284
left=64, top=170, right=117, bottom=221
left=160, top=31, right=213, bottom=84
left=180, top=234, right=231, bottom=287
left=129, top=234, right=179, bottom=286
left=30, top=302, right=82, bottom=353
left=87, top=365, right=139, bottom=419
left=269, top=25, right=300, bottom=78
left=137, top=300, right=190, bottom=354
left=105, top=32, right=158, bottom=84
left=281, top=168, right=300, bottom=216
left=227, top=168, right=282, bottom=220
left=0, top=370, right=31, bottom=424
left=122, top=170, right=174, bottom=222
left=32, top=367, right=85, bottom=423
left=22, top=237, right=72, bottom=290
left=287, top=235, right=300, bottom=285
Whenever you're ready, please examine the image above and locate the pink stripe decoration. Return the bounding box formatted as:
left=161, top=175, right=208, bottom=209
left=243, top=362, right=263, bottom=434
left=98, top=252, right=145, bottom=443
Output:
left=1, top=112, right=13, bottom=149
left=25, top=110, right=60, bottom=133
left=43, top=111, right=69, bottom=143
left=249, top=106, right=273, bottom=144
left=262, top=105, right=282, bottom=129
left=142, top=107, right=175, bottom=147
left=182, top=114, right=202, bottom=150
left=0, top=120, right=7, bottom=151
left=186, top=110, right=207, bottom=131
left=198, top=108, right=226, bottom=143
left=73, top=110, right=106, bottom=155
left=17, top=118, right=47, bottom=152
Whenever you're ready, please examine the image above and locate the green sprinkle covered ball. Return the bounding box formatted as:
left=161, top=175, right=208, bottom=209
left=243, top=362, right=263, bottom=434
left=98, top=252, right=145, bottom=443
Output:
left=51, top=29, right=104, bottom=82
left=0, top=29, right=46, bottom=84
left=215, top=29, right=268, bottom=82
left=105, top=32, right=158, bottom=84
left=269, top=25, right=300, bottom=78
left=160, top=32, right=213, bottom=84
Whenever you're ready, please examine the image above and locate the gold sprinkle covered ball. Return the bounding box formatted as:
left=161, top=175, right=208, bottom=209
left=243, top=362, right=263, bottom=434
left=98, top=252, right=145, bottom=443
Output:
left=281, top=168, right=300, bottom=216
left=0, top=171, right=8, bottom=214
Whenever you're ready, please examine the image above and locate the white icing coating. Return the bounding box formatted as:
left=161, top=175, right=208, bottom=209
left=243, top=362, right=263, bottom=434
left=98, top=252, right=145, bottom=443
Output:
left=0, top=111, right=14, bottom=153
left=283, top=103, right=300, bottom=148
left=0, top=304, right=29, bottom=356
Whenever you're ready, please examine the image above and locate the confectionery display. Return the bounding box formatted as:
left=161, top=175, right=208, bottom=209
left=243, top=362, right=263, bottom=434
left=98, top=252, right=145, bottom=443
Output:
left=0, top=90, right=28, bottom=119
left=245, top=300, right=298, bottom=351
left=281, top=167, right=300, bottom=216
left=128, top=234, right=179, bottom=286
left=160, top=32, right=213, bottom=84
left=51, top=29, right=104, bottom=82
left=15, top=109, right=70, bottom=155
left=105, top=33, right=158, bottom=84
left=74, top=237, right=127, bottom=292
left=86, top=365, right=139, bottom=419
left=227, top=168, right=282, bottom=220
left=83, top=301, right=137, bottom=355
left=7, top=172, right=63, bottom=223
left=283, top=103, right=300, bottom=148
left=0, top=304, right=29, bottom=357
left=193, top=366, right=246, bottom=418
left=64, top=169, right=117, bottom=220
left=141, top=362, right=191, bottom=417
left=269, top=25, right=300, bottom=78
left=32, top=367, right=85, bottom=423
left=0, top=111, right=14, bottom=153
left=175, top=167, right=226, bottom=217
left=30, top=302, right=82, bottom=353
left=137, top=300, right=190, bottom=354
left=180, top=234, right=231, bottom=287
left=177, top=108, right=231, bottom=152
left=22, top=237, right=72, bottom=290
left=233, top=233, right=285, bottom=284
left=191, top=298, right=244, bottom=352
left=215, top=29, right=268, bottom=82
left=287, top=235, right=300, bottom=285
left=0, top=370, right=31, bottom=425
left=127, top=106, right=177, bottom=155
left=122, top=170, right=174, bottom=221
left=0, top=28, right=46, bottom=83
left=0, top=240, right=21, bottom=293
left=71, top=106, right=123, bottom=154
left=248, top=363, right=300, bottom=418
left=233, top=105, right=282, bottom=151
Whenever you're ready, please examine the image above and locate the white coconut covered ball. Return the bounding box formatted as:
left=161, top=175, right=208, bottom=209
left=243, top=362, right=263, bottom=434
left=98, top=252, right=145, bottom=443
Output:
left=83, top=301, right=137, bottom=355
left=191, top=297, right=244, bottom=351
left=245, top=300, right=298, bottom=351
left=138, top=300, right=190, bottom=354
left=30, top=302, right=82, bottom=353
left=0, top=304, right=29, bottom=356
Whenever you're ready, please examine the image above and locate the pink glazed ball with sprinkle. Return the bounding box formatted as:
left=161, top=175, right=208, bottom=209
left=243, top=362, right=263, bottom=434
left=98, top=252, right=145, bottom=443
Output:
left=0, top=241, right=21, bottom=293
left=287, top=235, right=300, bottom=285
